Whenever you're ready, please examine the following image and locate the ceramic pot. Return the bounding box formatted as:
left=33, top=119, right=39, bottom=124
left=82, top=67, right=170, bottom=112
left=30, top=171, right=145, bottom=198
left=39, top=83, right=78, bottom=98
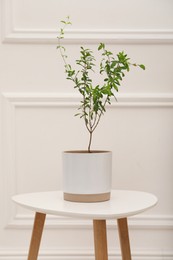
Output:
left=62, top=150, right=112, bottom=202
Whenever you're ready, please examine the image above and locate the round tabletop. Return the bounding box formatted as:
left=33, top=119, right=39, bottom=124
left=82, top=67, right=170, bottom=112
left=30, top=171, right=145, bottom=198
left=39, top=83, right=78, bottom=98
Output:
left=12, top=190, right=157, bottom=220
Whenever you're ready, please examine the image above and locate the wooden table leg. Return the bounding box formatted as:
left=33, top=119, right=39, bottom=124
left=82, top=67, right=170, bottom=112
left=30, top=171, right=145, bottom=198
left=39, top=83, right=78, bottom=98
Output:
left=117, top=218, right=132, bottom=260
left=27, top=212, right=46, bottom=260
left=93, top=219, right=108, bottom=260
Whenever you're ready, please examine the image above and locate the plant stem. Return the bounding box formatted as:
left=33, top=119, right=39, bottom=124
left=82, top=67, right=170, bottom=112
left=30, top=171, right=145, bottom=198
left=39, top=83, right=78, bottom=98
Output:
left=87, top=96, right=109, bottom=152
left=88, top=131, right=93, bottom=152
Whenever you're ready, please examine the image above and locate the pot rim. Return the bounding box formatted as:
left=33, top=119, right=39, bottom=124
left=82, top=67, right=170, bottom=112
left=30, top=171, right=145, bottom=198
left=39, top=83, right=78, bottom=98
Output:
left=63, top=150, right=111, bottom=154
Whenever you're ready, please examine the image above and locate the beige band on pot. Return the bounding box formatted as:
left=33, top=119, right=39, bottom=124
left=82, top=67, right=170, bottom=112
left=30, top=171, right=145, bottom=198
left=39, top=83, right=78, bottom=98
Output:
left=64, top=192, right=110, bottom=203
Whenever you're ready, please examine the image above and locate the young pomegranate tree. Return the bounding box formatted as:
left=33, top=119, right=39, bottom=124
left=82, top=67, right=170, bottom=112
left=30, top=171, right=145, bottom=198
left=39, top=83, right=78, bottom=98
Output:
left=57, top=17, right=145, bottom=152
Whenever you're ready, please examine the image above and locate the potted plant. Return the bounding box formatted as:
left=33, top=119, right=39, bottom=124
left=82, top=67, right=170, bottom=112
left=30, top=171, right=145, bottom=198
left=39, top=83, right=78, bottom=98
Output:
left=57, top=17, right=145, bottom=202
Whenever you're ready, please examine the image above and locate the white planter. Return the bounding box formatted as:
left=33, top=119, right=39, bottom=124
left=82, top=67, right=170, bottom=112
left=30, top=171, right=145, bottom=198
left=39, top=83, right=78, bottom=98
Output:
left=62, top=151, right=112, bottom=202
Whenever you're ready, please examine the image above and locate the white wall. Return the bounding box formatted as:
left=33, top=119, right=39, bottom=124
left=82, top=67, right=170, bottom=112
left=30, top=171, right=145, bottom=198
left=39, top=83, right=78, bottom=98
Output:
left=0, top=0, right=173, bottom=259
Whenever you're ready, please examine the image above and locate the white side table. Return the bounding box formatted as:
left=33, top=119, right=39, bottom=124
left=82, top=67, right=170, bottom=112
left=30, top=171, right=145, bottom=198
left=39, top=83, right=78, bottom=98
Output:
left=12, top=190, right=157, bottom=260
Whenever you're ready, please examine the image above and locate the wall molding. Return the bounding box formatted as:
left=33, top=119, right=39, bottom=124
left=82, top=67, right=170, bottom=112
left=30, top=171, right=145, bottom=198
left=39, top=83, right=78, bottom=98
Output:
left=0, top=248, right=173, bottom=260
left=3, top=28, right=173, bottom=44
left=1, top=0, right=173, bottom=44
left=3, top=92, right=173, bottom=107
left=6, top=213, right=173, bottom=230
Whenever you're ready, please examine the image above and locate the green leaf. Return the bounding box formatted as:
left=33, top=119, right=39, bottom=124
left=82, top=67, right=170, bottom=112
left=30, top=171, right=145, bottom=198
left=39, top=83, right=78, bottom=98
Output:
left=139, top=64, right=146, bottom=70
left=98, top=43, right=105, bottom=51
left=113, top=84, right=119, bottom=92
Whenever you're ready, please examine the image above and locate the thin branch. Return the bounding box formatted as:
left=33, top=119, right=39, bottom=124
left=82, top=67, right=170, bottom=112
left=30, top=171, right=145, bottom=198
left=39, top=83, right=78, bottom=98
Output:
left=92, top=96, right=109, bottom=132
